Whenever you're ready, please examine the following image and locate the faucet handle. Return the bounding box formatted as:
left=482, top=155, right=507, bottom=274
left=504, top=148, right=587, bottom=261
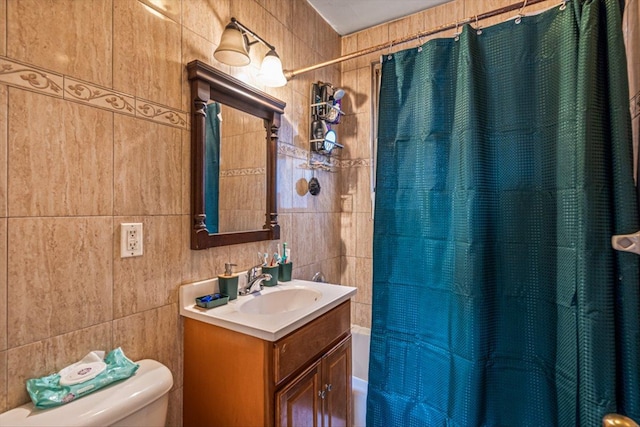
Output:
left=247, top=264, right=261, bottom=280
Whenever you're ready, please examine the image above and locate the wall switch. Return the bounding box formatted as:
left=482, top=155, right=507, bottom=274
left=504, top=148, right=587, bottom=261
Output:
left=121, top=223, right=143, bottom=258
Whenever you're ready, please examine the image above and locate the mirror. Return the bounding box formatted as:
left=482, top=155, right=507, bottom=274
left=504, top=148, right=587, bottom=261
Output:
left=187, top=60, right=286, bottom=249
left=205, top=102, right=267, bottom=233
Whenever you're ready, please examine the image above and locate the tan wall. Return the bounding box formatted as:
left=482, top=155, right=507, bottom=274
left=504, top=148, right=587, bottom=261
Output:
left=0, top=0, right=341, bottom=423
left=1, top=0, right=636, bottom=423
left=338, top=0, right=594, bottom=329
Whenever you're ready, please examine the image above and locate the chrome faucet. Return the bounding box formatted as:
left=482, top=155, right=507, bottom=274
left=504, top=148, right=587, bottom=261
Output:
left=239, top=265, right=272, bottom=296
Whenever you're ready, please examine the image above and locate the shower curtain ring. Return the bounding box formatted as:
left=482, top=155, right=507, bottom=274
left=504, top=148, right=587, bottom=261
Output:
left=387, top=42, right=393, bottom=60
left=559, top=1, right=567, bottom=10
left=417, top=34, right=423, bottom=52
left=515, top=0, right=527, bottom=24
left=454, top=21, right=460, bottom=41
left=519, top=0, right=528, bottom=12
left=475, top=15, right=483, bottom=35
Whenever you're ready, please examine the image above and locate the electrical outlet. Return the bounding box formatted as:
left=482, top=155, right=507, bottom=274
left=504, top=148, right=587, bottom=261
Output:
left=121, top=223, right=143, bottom=258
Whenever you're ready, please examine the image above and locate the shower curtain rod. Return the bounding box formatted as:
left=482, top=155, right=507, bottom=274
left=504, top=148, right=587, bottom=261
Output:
left=284, top=0, right=556, bottom=80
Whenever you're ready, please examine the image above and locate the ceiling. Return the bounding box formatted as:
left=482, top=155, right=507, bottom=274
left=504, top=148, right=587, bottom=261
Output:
left=306, top=0, right=454, bottom=36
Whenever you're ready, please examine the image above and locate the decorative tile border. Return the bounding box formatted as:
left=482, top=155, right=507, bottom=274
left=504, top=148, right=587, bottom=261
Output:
left=277, top=141, right=339, bottom=164
left=220, top=167, right=266, bottom=177
left=631, top=91, right=639, bottom=119
left=0, top=57, right=63, bottom=97
left=277, top=142, right=308, bottom=160
left=276, top=141, right=371, bottom=170
left=0, top=56, right=187, bottom=129
left=311, top=151, right=339, bottom=166
left=64, top=77, right=135, bottom=115
left=0, top=57, right=378, bottom=158
left=340, top=158, right=371, bottom=168
left=136, top=98, right=187, bottom=128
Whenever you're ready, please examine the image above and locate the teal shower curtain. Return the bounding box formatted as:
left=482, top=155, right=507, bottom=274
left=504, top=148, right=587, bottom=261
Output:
left=369, top=1, right=640, bottom=426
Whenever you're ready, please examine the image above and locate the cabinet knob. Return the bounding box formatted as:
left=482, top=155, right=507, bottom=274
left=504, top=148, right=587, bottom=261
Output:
left=318, top=390, right=326, bottom=399
left=325, top=383, right=333, bottom=392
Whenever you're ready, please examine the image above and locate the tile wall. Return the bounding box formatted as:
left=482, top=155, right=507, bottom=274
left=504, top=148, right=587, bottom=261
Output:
left=1, top=0, right=637, bottom=423
left=0, top=0, right=341, bottom=423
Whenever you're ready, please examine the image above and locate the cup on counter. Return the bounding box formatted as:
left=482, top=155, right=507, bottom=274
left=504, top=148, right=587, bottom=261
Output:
left=279, top=262, right=292, bottom=282
left=218, top=275, right=239, bottom=300
left=261, top=265, right=279, bottom=286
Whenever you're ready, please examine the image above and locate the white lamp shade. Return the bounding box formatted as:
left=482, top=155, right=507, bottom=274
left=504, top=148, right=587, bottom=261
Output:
left=214, top=24, right=250, bottom=66
left=258, top=50, right=287, bottom=87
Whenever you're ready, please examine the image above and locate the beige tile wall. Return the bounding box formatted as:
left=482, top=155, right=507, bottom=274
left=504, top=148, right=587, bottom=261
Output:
left=0, top=0, right=341, bottom=423
left=339, top=0, right=567, bottom=328
left=2, top=0, right=635, bottom=423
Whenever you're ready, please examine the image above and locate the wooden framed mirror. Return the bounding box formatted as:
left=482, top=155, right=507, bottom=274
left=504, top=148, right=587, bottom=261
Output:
left=187, top=60, right=286, bottom=249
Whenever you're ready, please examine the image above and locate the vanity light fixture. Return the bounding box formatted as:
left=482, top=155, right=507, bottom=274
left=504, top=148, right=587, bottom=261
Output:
left=214, top=21, right=251, bottom=66
left=258, top=49, right=287, bottom=87
left=214, top=18, right=287, bottom=87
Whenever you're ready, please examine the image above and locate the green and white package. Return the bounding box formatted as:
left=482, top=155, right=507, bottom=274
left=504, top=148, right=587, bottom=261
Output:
left=26, top=347, right=139, bottom=408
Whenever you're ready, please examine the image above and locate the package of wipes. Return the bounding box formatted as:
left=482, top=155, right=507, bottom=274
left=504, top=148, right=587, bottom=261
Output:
left=26, top=347, right=139, bottom=408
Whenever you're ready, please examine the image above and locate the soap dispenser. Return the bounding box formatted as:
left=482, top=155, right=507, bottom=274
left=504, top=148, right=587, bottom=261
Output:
left=218, top=263, right=238, bottom=300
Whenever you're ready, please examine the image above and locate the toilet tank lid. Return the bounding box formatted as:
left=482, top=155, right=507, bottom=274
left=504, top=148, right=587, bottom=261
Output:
left=0, top=359, right=173, bottom=427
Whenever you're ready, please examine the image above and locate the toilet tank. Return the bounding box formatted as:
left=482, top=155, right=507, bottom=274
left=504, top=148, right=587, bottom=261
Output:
left=0, top=359, right=173, bottom=427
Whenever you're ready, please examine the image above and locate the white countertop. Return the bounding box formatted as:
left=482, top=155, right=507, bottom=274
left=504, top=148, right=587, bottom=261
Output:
left=179, top=278, right=357, bottom=341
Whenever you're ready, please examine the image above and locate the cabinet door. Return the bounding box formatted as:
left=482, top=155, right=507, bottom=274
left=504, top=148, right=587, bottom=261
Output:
left=277, top=361, right=323, bottom=427
left=323, top=336, right=352, bottom=427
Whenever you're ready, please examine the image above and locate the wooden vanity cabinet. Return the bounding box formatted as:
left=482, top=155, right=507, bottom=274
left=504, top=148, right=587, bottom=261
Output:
left=277, top=359, right=323, bottom=426
left=183, top=301, right=352, bottom=427
left=277, top=335, right=352, bottom=427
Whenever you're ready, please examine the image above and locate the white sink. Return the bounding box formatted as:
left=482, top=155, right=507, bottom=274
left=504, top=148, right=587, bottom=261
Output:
left=238, top=286, right=322, bottom=315
left=179, top=279, right=356, bottom=341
